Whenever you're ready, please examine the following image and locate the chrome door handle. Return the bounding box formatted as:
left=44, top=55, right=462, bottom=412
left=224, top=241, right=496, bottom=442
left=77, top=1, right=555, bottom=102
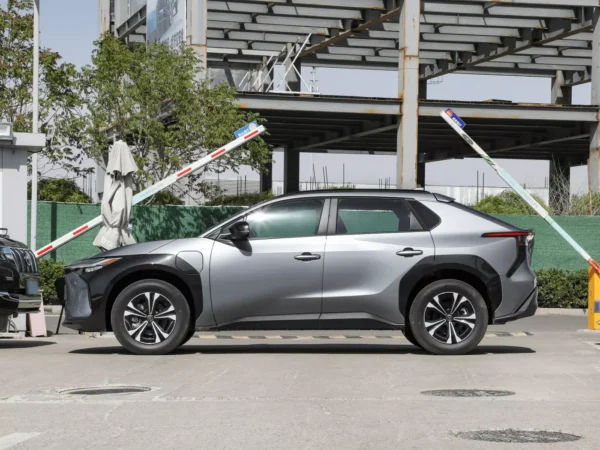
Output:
left=294, top=253, right=321, bottom=262
left=396, top=248, right=423, bottom=257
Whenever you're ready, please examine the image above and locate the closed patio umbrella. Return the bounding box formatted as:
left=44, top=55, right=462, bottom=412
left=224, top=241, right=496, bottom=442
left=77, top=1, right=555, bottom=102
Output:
left=93, top=140, right=138, bottom=251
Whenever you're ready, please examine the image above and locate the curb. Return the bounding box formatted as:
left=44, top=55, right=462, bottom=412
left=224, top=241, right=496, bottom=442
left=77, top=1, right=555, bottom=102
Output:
left=536, top=308, right=587, bottom=317
left=43, top=306, right=63, bottom=314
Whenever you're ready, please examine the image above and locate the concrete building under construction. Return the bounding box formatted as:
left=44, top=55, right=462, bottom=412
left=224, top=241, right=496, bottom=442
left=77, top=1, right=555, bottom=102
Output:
left=99, top=0, right=600, bottom=207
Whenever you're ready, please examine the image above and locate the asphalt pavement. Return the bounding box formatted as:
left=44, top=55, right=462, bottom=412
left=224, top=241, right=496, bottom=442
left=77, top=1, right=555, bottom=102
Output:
left=1, top=316, right=599, bottom=449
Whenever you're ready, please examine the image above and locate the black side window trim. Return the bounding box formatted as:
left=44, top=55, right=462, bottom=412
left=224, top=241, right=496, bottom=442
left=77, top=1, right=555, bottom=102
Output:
left=406, top=200, right=442, bottom=231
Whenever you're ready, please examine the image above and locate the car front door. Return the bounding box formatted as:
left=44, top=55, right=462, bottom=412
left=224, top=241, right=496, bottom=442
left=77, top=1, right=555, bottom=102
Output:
left=320, top=197, right=435, bottom=327
left=210, top=197, right=329, bottom=328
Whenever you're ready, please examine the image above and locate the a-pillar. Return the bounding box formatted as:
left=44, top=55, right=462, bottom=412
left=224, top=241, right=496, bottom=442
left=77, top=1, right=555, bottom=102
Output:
left=551, top=71, right=572, bottom=104
left=591, top=10, right=600, bottom=192
left=188, top=0, right=208, bottom=72
left=396, top=1, right=420, bottom=189
left=284, top=43, right=302, bottom=92
left=549, top=157, right=571, bottom=214
left=284, top=148, right=300, bottom=193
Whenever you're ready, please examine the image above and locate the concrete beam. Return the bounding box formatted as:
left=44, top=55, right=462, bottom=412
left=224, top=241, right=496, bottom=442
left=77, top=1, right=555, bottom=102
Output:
left=397, top=0, right=420, bottom=189
left=299, top=7, right=402, bottom=58
left=422, top=16, right=595, bottom=80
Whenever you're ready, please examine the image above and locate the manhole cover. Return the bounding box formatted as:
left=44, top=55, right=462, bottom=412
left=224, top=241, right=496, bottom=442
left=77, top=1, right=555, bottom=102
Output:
left=62, top=386, right=151, bottom=396
left=457, top=429, right=581, bottom=443
left=422, top=389, right=515, bottom=397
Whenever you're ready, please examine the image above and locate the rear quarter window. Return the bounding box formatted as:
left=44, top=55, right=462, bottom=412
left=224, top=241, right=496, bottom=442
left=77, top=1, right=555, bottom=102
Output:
left=448, top=202, right=521, bottom=230
left=407, top=200, right=441, bottom=230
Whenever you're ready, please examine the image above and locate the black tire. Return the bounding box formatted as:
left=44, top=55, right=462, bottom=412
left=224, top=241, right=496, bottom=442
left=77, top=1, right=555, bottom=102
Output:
left=409, top=279, right=488, bottom=355
left=402, top=325, right=423, bottom=349
left=178, top=328, right=196, bottom=347
left=111, top=279, right=191, bottom=355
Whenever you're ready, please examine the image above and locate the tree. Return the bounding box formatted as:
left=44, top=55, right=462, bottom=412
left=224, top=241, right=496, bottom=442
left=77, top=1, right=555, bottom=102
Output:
left=27, top=178, right=91, bottom=203
left=473, top=190, right=549, bottom=215
left=0, top=0, right=89, bottom=177
left=79, top=35, right=271, bottom=203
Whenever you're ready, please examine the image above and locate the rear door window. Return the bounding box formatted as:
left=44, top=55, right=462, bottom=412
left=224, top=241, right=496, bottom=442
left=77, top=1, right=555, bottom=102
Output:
left=336, top=198, right=423, bottom=235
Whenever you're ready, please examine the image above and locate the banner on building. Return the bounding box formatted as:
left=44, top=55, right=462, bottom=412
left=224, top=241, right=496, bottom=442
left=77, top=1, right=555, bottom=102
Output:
left=147, top=0, right=186, bottom=48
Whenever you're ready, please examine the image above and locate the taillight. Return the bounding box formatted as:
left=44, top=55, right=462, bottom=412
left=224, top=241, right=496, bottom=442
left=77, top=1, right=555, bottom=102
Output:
left=483, top=230, right=535, bottom=276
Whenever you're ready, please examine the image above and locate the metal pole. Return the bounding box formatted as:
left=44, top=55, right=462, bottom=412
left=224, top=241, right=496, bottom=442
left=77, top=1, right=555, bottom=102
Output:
left=30, top=0, right=40, bottom=251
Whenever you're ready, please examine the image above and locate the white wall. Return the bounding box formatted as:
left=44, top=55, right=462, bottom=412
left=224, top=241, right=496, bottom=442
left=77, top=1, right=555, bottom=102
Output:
left=0, top=148, right=29, bottom=244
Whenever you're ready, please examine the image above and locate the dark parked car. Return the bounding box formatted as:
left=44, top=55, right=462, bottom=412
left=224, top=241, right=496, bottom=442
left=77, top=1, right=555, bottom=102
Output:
left=61, top=190, right=537, bottom=355
left=0, top=229, right=42, bottom=329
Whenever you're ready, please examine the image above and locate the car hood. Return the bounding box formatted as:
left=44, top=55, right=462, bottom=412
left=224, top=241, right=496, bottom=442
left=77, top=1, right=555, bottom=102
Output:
left=94, top=239, right=176, bottom=258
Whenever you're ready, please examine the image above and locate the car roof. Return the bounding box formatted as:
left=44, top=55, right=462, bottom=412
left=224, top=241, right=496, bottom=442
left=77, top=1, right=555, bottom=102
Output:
left=277, top=189, right=438, bottom=201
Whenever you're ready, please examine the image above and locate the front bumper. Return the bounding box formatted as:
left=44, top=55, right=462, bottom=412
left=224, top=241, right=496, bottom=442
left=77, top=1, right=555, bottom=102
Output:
left=61, top=272, right=107, bottom=332
left=494, top=287, right=538, bottom=324
left=0, top=292, right=42, bottom=315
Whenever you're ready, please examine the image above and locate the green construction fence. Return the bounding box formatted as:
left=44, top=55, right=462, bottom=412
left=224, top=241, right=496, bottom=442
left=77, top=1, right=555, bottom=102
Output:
left=27, top=201, right=600, bottom=271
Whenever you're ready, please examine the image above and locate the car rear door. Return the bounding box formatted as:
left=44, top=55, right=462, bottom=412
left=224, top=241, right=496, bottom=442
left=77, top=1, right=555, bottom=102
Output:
left=209, top=197, right=329, bottom=328
left=320, top=197, right=435, bottom=327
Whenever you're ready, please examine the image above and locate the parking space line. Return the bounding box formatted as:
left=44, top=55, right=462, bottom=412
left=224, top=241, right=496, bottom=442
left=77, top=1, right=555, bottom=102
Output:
left=0, top=433, right=40, bottom=450
left=188, top=332, right=533, bottom=341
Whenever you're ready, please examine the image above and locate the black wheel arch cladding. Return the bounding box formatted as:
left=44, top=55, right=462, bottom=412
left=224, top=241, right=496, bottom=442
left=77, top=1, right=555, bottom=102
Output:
left=399, top=255, right=502, bottom=319
left=96, top=254, right=203, bottom=330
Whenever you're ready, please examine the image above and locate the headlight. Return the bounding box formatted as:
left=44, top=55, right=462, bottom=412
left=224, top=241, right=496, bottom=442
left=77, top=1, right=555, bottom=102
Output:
left=0, top=248, right=15, bottom=263
left=69, top=258, right=121, bottom=273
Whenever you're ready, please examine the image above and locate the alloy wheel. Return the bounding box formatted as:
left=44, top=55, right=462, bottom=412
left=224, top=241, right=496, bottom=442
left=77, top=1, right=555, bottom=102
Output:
left=123, top=292, right=177, bottom=345
left=424, top=292, right=477, bottom=345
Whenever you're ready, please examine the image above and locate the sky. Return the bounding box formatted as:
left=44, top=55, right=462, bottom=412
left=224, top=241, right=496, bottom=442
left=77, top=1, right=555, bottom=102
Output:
left=33, top=0, right=593, bottom=194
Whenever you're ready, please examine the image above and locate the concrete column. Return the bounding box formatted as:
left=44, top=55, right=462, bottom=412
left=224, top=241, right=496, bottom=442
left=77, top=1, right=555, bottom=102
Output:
left=284, top=43, right=302, bottom=92
left=284, top=148, right=300, bottom=193
left=396, top=0, right=421, bottom=189
left=551, top=71, right=572, bottom=104
left=590, top=11, right=600, bottom=192
left=549, top=157, right=571, bottom=214
left=98, top=0, right=111, bottom=35
left=260, top=157, right=273, bottom=194
left=188, top=0, right=208, bottom=71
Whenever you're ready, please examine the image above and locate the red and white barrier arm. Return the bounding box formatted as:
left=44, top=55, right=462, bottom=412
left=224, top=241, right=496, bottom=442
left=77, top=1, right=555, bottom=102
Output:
left=35, top=125, right=266, bottom=259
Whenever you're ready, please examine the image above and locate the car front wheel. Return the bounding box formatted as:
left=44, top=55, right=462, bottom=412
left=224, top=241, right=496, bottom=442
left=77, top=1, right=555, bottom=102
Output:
left=408, top=279, right=488, bottom=355
left=111, top=279, right=190, bottom=355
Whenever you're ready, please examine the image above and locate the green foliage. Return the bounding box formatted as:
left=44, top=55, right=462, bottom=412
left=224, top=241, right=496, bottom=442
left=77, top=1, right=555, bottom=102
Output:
left=474, top=191, right=549, bottom=215
left=28, top=178, right=91, bottom=203
left=143, top=190, right=184, bottom=206
left=0, top=0, right=90, bottom=178
left=79, top=35, right=271, bottom=200
left=536, top=269, right=588, bottom=309
left=206, top=191, right=273, bottom=206
left=569, top=192, right=600, bottom=216
left=39, top=259, right=65, bottom=304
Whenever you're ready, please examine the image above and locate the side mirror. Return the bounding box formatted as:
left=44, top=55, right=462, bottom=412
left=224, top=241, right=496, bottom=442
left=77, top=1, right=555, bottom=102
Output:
left=229, top=221, right=250, bottom=241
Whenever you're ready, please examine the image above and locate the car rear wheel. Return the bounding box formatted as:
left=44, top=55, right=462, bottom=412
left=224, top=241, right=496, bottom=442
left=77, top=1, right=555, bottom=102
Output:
left=111, top=279, right=190, bottom=355
left=408, top=279, right=488, bottom=355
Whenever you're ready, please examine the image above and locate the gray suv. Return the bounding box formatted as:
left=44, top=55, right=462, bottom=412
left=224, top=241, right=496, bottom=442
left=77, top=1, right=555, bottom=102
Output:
left=61, top=190, right=537, bottom=355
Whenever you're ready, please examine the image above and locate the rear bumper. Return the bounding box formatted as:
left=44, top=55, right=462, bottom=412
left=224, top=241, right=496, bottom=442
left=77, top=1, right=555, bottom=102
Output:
left=494, top=287, right=538, bottom=324
left=0, top=292, right=42, bottom=315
